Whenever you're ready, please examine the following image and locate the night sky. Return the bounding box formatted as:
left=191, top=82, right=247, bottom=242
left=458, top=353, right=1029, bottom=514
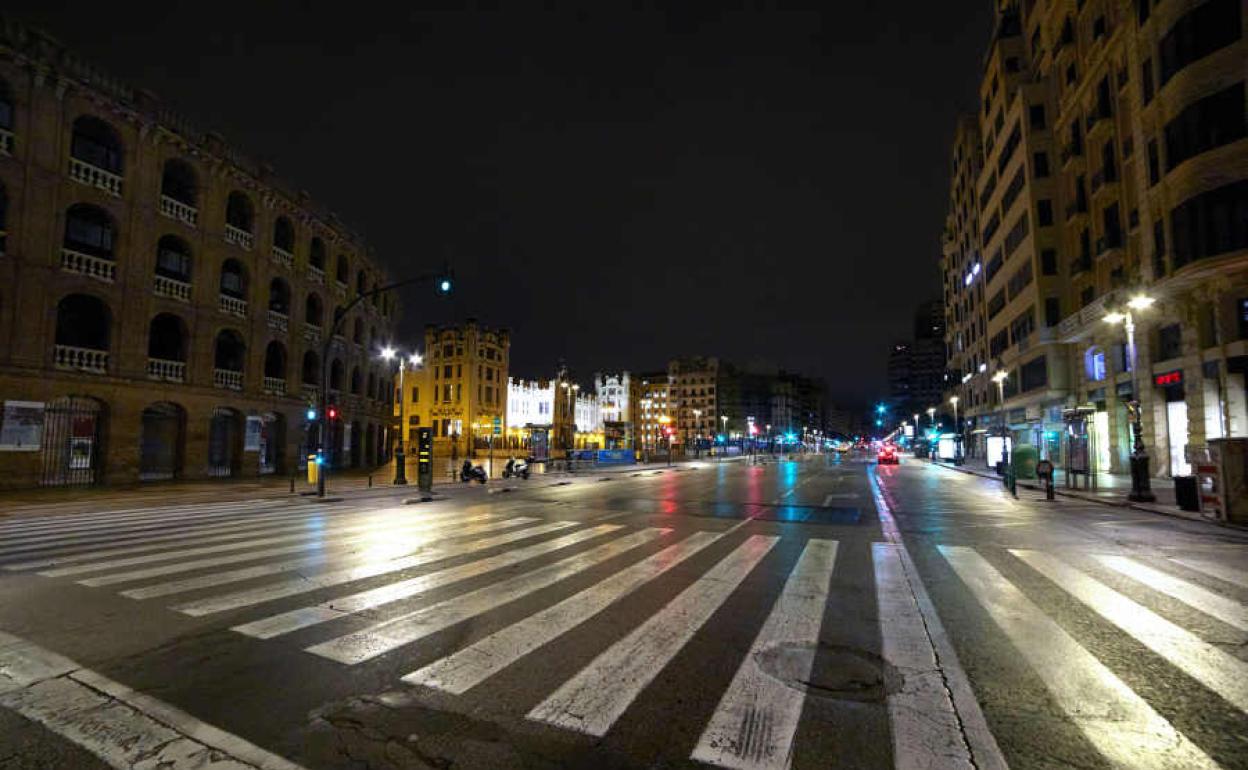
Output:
left=13, top=3, right=992, bottom=405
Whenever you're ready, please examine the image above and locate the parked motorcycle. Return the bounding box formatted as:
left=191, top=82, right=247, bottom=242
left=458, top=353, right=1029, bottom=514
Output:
left=459, top=460, right=488, bottom=484
left=502, top=458, right=530, bottom=480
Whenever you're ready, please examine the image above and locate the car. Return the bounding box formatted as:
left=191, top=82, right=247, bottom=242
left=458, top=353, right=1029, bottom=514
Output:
left=877, top=445, right=900, bottom=464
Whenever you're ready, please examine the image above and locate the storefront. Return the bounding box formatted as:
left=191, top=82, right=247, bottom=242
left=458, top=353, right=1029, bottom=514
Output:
left=1156, top=370, right=1190, bottom=477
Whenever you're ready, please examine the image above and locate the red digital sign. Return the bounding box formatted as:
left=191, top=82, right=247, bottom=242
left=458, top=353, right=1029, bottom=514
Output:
left=1155, top=370, right=1183, bottom=386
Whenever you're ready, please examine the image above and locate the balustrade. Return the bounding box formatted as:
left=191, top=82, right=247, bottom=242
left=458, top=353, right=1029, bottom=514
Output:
left=219, top=294, right=248, bottom=318
left=61, top=248, right=116, bottom=283
left=158, top=195, right=198, bottom=227
left=68, top=157, right=123, bottom=197
left=224, top=224, right=254, bottom=250
left=54, top=345, right=108, bottom=374
left=267, top=310, right=289, bottom=333
left=214, top=368, right=243, bottom=391
left=147, top=358, right=186, bottom=382
left=153, top=274, right=192, bottom=302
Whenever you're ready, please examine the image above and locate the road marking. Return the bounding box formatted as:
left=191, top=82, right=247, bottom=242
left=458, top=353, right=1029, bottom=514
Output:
left=528, top=535, right=777, bottom=737
left=821, top=493, right=857, bottom=506
left=404, top=531, right=724, bottom=694
left=175, top=520, right=581, bottom=616
left=0, top=631, right=305, bottom=770
left=0, top=498, right=294, bottom=536
left=872, top=543, right=974, bottom=770
left=1096, top=554, right=1248, bottom=632
left=690, top=539, right=836, bottom=770
left=1171, top=558, right=1248, bottom=589
left=1013, top=549, right=1248, bottom=713
left=234, top=524, right=641, bottom=639
left=307, top=528, right=665, bottom=665
left=939, top=546, right=1218, bottom=770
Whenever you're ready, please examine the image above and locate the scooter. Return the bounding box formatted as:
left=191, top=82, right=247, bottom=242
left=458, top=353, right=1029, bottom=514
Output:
left=502, top=458, right=530, bottom=480
left=459, top=461, right=488, bottom=484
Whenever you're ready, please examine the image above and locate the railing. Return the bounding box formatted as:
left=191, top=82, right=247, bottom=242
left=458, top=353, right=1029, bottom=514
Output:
left=301, top=383, right=320, bottom=402
left=219, top=294, right=248, bottom=318
left=0, top=127, right=12, bottom=155
left=153, top=274, right=192, bottom=302
left=334, top=280, right=348, bottom=298
left=302, top=323, right=322, bottom=343
left=263, top=376, right=286, bottom=395
left=54, top=345, right=108, bottom=374
left=308, top=265, right=325, bottom=285
left=147, top=358, right=186, bottom=382
left=267, top=310, right=289, bottom=333
left=1056, top=294, right=1111, bottom=342
left=1065, top=201, right=1088, bottom=220
left=158, top=195, right=198, bottom=227
left=67, top=157, right=122, bottom=197
left=271, top=246, right=293, bottom=269
left=1070, top=253, right=1093, bottom=275
left=224, top=224, right=254, bottom=250
left=214, top=368, right=243, bottom=391
left=61, top=248, right=116, bottom=282
left=1060, top=143, right=1083, bottom=165
left=1096, top=234, right=1123, bottom=255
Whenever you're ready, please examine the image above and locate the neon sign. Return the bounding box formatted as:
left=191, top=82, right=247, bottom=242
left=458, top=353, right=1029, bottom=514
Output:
left=1154, top=370, right=1182, bottom=386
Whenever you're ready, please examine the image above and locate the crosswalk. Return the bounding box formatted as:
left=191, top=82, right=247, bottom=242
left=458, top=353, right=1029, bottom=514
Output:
left=2, top=498, right=1248, bottom=769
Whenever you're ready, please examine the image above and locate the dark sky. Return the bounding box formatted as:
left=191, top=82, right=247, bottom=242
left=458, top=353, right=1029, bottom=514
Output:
left=14, top=2, right=992, bottom=405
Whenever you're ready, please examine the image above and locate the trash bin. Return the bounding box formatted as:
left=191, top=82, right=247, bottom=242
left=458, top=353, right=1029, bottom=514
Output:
left=1174, top=475, right=1200, bottom=512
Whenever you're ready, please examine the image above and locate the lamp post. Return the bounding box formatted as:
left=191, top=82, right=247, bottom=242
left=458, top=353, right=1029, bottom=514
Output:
left=640, top=398, right=652, bottom=463
left=380, top=347, right=422, bottom=485
left=1105, top=294, right=1156, bottom=502
left=992, top=369, right=1009, bottom=469
left=659, top=414, right=672, bottom=466
left=720, top=414, right=728, bottom=455
left=692, top=408, right=702, bottom=458
left=950, top=395, right=961, bottom=462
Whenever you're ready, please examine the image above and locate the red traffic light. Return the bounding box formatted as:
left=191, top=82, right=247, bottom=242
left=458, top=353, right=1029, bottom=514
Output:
left=327, top=407, right=339, bottom=420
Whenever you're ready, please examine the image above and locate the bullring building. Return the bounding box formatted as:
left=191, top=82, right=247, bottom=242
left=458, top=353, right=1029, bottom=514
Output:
left=0, top=18, right=399, bottom=489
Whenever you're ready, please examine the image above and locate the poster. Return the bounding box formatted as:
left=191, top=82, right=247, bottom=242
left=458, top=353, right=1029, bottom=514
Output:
left=0, top=401, right=45, bottom=451
left=244, top=416, right=263, bottom=452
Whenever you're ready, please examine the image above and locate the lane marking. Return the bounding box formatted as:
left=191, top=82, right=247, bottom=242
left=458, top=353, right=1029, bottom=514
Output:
left=234, top=524, right=637, bottom=639
left=1096, top=555, right=1248, bottom=633
left=1013, top=549, right=1248, bottom=713
left=404, top=531, right=724, bottom=694
left=527, top=535, right=778, bottom=737
left=690, top=539, right=837, bottom=770
left=0, top=499, right=294, bottom=539
left=939, top=546, right=1218, bottom=770
left=174, top=520, right=580, bottom=617
left=1171, top=558, right=1248, bottom=590
left=307, top=528, right=666, bottom=665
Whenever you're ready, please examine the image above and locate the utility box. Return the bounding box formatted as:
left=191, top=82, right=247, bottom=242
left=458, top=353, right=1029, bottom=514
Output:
left=1012, top=445, right=1039, bottom=480
left=306, top=454, right=319, bottom=485
left=416, top=428, right=433, bottom=492
left=1208, top=438, right=1248, bottom=524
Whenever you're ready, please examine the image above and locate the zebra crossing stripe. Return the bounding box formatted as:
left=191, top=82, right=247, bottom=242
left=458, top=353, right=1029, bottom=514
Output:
left=234, top=523, right=655, bottom=639
left=403, top=530, right=724, bottom=694
left=1096, top=555, right=1248, bottom=633
left=174, top=520, right=582, bottom=617
left=1171, top=558, right=1248, bottom=590
left=871, top=542, right=975, bottom=770
left=690, top=539, right=837, bottom=770
left=307, top=527, right=668, bottom=665
left=0, top=499, right=293, bottom=538
left=1013, top=549, right=1248, bottom=713
left=75, top=513, right=506, bottom=587
left=939, top=546, right=1219, bottom=770
left=527, top=535, right=778, bottom=737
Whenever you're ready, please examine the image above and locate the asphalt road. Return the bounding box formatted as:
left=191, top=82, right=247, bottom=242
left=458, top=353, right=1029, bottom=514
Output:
left=0, top=453, right=1245, bottom=769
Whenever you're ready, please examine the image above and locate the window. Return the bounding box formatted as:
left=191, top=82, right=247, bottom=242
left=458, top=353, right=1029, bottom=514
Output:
left=1141, top=58, right=1154, bottom=105
left=1153, top=220, right=1167, bottom=277
left=155, top=235, right=192, bottom=280
left=997, top=122, right=1022, bottom=174
left=1007, top=262, right=1034, bottom=300
left=1238, top=298, right=1248, bottom=340
left=1003, top=213, right=1030, bottom=258
left=982, top=211, right=1001, bottom=246
left=1081, top=286, right=1095, bottom=307
left=225, top=192, right=253, bottom=233
left=1147, top=140, right=1160, bottom=185
left=1163, top=82, right=1246, bottom=171
left=220, top=260, right=246, bottom=298
left=1170, top=180, right=1248, bottom=269
left=1033, top=152, right=1050, bottom=178
left=1158, top=0, right=1240, bottom=86
left=1137, top=0, right=1150, bottom=25
left=70, top=116, right=123, bottom=173
left=161, top=160, right=197, bottom=206
left=1041, top=249, right=1057, bottom=275
left=1020, top=356, right=1048, bottom=392
left=309, top=238, right=326, bottom=270
left=989, top=328, right=1010, bottom=357
left=1045, top=297, right=1061, bottom=327
left=64, top=204, right=116, bottom=257
left=1029, top=104, right=1046, bottom=130
left=988, top=290, right=1007, bottom=319
left=443, top=365, right=452, bottom=378
left=1001, top=168, right=1026, bottom=212
left=1037, top=200, right=1053, bottom=227
left=1156, top=323, right=1183, bottom=361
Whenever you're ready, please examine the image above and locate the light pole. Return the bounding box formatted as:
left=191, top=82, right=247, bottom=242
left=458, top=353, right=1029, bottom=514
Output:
left=992, top=369, right=1009, bottom=469
left=950, top=395, right=961, bottom=462
left=720, top=414, right=728, bottom=457
left=640, top=398, right=652, bottom=463
left=1104, top=294, right=1156, bottom=502
left=380, top=347, right=422, bottom=485
left=692, top=408, right=702, bottom=458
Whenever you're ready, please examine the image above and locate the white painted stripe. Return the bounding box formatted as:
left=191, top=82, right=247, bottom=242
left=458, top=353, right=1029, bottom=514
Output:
left=1172, top=558, right=1248, bottom=590
left=1014, top=549, right=1248, bottom=713
left=0, top=499, right=293, bottom=538
left=939, top=546, right=1218, bottom=770
left=404, top=530, right=724, bottom=693
left=307, top=527, right=668, bottom=665
left=871, top=542, right=974, bottom=770
left=34, top=508, right=468, bottom=577
left=1097, top=554, right=1248, bottom=633
left=0, top=631, right=305, bottom=770
left=690, top=539, right=836, bottom=770
left=234, top=523, right=651, bottom=639
left=76, top=512, right=504, bottom=587
left=528, top=535, right=778, bottom=737
left=174, top=520, right=581, bottom=617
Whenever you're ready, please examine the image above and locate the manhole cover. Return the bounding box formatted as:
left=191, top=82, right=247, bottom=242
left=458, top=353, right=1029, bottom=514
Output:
left=755, top=643, right=899, bottom=703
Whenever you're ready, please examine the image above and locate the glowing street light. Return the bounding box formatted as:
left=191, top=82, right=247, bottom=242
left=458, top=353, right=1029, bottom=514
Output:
left=1104, top=293, right=1156, bottom=501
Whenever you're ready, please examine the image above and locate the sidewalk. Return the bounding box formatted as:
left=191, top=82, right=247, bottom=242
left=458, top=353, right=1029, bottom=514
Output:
left=926, top=457, right=1240, bottom=528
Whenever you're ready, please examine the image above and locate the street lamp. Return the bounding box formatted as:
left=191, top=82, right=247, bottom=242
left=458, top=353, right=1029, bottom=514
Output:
left=380, top=347, right=422, bottom=485
left=1104, top=293, right=1156, bottom=502
left=950, top=395, right=961, bottom=462
left=992, top=369, right=1010, bottom=468
left=692, top=408, right=702, bottom=458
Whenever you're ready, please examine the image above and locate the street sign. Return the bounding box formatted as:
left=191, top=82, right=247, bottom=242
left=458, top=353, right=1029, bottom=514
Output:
left=416, top=427, right=433, bottom=492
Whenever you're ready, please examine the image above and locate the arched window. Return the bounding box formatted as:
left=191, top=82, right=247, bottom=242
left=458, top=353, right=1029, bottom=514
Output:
left=1084, top=346, right=1107, bottom=381
left=64, top=204, right=116, bottom=258
left=70, top=116, right=123, bottom=174
left=155, top=235, right=192, bottom=281
left=336, top=254, right=349, bottom=284
left=330, top=359, right=344, bottom=391
left=264, top=341, right=287, bottom=379
left=213, top=329, right=246, bottom=372
left=147, top=313, right=186, bottom=362
left=356, top=269, right=367, bottom=296
left=268, top=278, right=290, bottom=314
left=302, top=351, right=320, bottom=385
left=350, top=366, right=362, bottom=395
left=309, top=237, right=326, bottom=270
left=55, top=294, right=111, bottom=351
left=160, top=159, right=197, bottom=206
left=219, top=259, right=247, bottom=299
left=274, top=217, right=294, bottom=253
left=305, top=293, right=323, bottom=327
left=225, top=191, right=254, bottom=233
left=352, top=317, right=363, bottom=344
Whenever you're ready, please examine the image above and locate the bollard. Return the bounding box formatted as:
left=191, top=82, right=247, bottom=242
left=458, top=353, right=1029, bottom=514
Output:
left=289, top=475, right=295, bottom=494
left=368, top=474, right=373, bottom=488
left=1037, top=459, right=1055, bottom=502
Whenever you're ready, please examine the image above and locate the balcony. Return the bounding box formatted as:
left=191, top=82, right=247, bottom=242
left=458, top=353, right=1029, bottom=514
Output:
left=67, top=157, right=122, bottom=197
left=334, top=280, right=348, bottom=299
left=263, top=376, right=286, bottom=396
left=1095, top=233, right=1123, bottom=256
left=271, top=247, right=293, bottom=269
left=1091, top=167, right=1118, bottom=196
left=267, top=310, right=289, bottom=333
left=61, top=248, right=116, bottom=283
left=219, top=294, right=247, bottom=318
left=308, top=265, right=325, bottom=285
left=1070, top=252, right=1093, bottom=276
left=153, top=274, right=192, bottom=303
left=158, top=195, right=198, bottom=228
left=1060, top=143, right=1084, bottom=167
left=1056, top=293, right=1111, bottom=342
left=0, top=127, right=12, bottom=155
left=301, top=383, right=320, bottom=402
left=147, top=358, right=186, bottom=383
left=302, top=323, right=322, bottom=344
left=223, top=224, right=254, bottom=251
left=213, top=368, right=243, bottom=391
left=1065, top=201, right=1089, bottom=221
left=54, top=345, right=108, bottom=374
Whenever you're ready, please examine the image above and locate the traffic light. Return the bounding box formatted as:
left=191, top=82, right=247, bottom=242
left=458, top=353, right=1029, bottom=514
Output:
left=435, top=270, right=454, bottom=296
left=327, top=406, right=339, bottom=421
left=306, top=408, right=316, bottom=421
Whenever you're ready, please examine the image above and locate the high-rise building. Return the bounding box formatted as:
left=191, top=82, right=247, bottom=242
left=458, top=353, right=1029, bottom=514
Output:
left=668, top=356, right=720, bottom=448
left=636, top=371, right=673, bottom=452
